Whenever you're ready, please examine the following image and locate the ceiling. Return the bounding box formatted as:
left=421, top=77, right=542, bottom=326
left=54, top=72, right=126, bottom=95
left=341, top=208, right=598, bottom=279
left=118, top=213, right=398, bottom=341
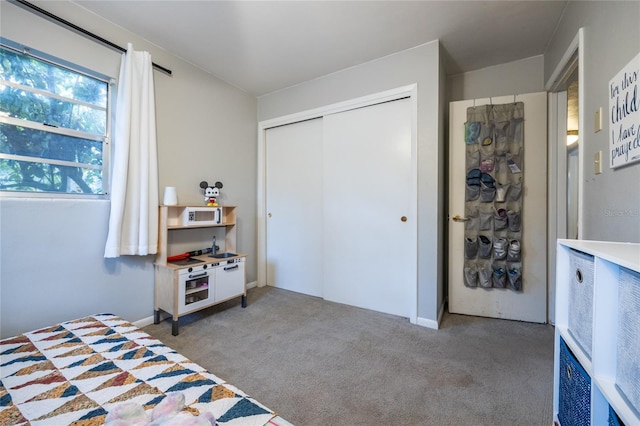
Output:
left=70, top=1, right=568, bottom=97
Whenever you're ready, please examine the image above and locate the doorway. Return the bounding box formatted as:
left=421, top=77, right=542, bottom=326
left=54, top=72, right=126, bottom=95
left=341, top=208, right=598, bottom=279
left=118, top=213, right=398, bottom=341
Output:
left=546, top=28, right=583, bottom=324
left=566, top=77, right=580, bottom=240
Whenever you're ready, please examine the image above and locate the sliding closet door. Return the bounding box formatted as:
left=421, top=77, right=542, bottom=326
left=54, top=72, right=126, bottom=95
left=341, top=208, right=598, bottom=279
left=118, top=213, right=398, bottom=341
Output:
left=323, top=98, right=415, bottom=318
left=265, top=118, right=323, bottom=297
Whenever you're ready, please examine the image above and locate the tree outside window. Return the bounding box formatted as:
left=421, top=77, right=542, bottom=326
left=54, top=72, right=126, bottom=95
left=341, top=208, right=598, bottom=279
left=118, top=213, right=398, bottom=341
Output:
left=0, top=44, right=109, bottom=195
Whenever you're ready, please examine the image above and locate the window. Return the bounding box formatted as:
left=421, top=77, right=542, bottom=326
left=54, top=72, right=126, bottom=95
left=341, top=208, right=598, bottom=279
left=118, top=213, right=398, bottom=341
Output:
left=0, top=42, right=110, bottom=196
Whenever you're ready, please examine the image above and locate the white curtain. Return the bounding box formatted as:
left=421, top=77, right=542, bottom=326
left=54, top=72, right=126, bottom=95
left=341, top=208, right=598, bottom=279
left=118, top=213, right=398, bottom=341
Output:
left=104, top=44, right=159, bottom=257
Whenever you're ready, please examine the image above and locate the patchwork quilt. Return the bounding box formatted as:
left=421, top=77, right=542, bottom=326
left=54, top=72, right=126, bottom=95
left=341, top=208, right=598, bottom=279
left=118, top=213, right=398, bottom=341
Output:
left=0, top=314, right=291, bottom=426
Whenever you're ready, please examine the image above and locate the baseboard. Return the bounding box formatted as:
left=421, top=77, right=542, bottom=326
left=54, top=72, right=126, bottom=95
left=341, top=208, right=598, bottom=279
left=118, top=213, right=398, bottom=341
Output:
left=247, top=280, right=258, bottom=289
left=415, top=300, right=446, bottom=330
left=416, top=316, right=438, bottom=329
left=133, top=316, right=155, bottom=329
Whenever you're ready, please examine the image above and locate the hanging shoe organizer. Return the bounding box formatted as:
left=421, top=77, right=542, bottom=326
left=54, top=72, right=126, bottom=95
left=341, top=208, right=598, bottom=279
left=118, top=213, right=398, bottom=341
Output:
left=463, top=102, right=524, bottom=291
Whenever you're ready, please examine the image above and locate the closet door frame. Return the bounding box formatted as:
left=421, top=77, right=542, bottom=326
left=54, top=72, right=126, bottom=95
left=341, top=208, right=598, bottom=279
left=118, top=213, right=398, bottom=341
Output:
left=257, top=84, right=418, bottom=323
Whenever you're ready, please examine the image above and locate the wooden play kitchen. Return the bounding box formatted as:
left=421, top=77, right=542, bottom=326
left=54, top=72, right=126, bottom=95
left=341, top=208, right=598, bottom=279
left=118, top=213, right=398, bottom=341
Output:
left=154, top=205, right=246, bottom=335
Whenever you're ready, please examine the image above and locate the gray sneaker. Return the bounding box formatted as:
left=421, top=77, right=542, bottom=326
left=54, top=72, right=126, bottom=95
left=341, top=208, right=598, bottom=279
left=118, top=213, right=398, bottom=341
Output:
left=464, top=264, right=478, bottom=288
left=507, top=239, right=521, bottom=262
left=492, top=267, right=507, bottom=288
left=478, top=264, right=493, bottom=288
left=478, top=235, right=492, bottom=259
left=507, top=267, right=522, bottom=291
left=465, top=237, right=479, bottom=259
left=493, top=237, right=508, bottom=260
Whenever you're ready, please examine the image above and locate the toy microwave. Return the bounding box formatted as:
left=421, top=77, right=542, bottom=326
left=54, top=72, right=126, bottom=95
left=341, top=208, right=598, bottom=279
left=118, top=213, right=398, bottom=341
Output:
left=180, top=207, right=222, bottom=226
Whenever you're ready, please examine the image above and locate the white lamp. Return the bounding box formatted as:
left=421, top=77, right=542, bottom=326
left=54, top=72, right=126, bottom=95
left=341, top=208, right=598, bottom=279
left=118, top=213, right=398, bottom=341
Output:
left=163, top=187, right=178, bottom=205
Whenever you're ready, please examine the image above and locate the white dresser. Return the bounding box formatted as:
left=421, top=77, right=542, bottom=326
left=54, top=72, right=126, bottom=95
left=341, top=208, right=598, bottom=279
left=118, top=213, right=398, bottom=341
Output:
left=554, top=239, right=640, bottom=425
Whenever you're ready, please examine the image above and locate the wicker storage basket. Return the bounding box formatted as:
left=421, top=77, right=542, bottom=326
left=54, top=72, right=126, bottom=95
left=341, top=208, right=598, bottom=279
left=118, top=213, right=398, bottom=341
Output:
left=558, top=338, right=591, bottom=426
left=568, top=249, right=594, bottom=358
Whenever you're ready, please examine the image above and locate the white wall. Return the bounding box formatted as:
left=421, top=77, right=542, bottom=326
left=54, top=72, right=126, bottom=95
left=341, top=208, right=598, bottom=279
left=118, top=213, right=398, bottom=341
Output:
left=448, top=55, right=545, bottom=102
left=0, top=1, right=258, bottom=337
left=544, top=1, right=640, bottom=243
left=257, top=41, right=445, bottom=325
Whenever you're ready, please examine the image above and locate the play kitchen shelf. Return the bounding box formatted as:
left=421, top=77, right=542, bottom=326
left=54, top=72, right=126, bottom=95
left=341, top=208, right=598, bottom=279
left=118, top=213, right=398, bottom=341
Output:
left=553, top=239, right=640, bottom=426
left=154, top=205, right=247, bottom=335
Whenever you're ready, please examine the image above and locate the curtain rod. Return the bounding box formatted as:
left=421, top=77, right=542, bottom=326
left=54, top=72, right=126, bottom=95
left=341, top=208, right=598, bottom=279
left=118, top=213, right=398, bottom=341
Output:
left=10, top=0, right=173, bottom=76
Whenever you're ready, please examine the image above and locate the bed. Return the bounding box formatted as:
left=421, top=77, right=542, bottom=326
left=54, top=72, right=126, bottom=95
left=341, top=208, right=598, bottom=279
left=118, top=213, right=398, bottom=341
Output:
left=0, top=314, right=291, bottom=426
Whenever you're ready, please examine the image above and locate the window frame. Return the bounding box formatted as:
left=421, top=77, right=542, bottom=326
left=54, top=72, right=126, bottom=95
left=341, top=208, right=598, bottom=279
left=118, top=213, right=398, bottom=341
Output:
left=0, top=37, right=113, bottom=199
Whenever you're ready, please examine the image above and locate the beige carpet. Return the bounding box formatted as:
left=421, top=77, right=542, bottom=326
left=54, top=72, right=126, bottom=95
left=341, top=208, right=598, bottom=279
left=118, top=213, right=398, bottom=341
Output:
left=144, top=285, right=554, bottom=426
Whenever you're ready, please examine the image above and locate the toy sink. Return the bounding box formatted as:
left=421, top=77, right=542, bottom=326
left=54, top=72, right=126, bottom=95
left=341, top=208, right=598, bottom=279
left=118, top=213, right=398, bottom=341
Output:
left=210, top=252, right=237, bottom=259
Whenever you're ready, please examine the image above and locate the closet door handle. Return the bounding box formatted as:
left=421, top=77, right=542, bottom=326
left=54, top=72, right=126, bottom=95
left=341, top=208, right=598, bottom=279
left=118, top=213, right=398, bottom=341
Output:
left=401, top=216, right=407, bottom=222
left=452, top=214, right=470, bottom=222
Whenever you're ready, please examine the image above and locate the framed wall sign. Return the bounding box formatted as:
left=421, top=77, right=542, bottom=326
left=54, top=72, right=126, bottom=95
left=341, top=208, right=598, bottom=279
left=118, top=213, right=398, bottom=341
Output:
left=609, top=52, right=640, bottom=169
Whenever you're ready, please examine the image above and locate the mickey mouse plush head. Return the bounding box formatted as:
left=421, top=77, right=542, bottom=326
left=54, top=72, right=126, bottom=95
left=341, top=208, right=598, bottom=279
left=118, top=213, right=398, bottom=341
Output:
left=199, top=181, right=223, bottom=206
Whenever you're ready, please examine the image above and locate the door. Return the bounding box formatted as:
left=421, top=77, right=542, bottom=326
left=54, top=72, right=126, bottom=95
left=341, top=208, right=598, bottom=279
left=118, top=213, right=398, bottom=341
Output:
left=215, top=259, right=245, bottom=302
left=448, top=92, right=547, bottom=323
left=323, top=98, right=416, bottom=318
left=265, top=118, right=324, bottom=297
